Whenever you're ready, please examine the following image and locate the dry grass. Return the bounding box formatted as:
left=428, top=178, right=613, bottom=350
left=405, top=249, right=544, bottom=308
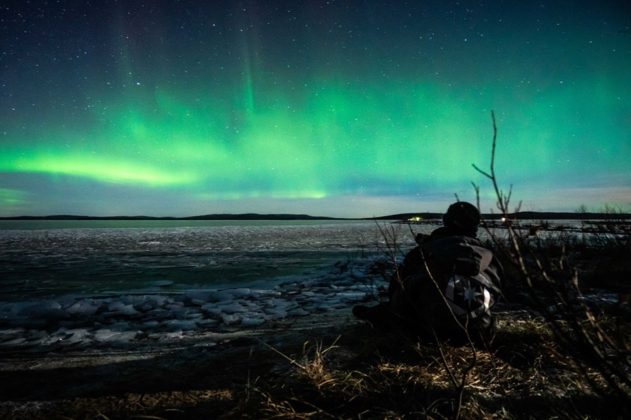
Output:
left=243, top=312, right=627, bottom=419
left=1, top=389, right=235, bottom=420
left=2, top=302, right=628, bottom=419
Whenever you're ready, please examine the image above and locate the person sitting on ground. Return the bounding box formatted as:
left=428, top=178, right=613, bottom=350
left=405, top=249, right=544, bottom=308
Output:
left=353, top=201, right=503, bottom=344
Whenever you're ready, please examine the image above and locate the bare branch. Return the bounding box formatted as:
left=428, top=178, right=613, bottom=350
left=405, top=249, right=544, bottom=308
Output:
left=471, top=163, right=492, bottom=180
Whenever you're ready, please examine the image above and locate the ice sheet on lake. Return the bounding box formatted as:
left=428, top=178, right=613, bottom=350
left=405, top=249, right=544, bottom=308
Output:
left=0, top=222, right=425, bottom=349
left=0, top=222, right=421, bottom=300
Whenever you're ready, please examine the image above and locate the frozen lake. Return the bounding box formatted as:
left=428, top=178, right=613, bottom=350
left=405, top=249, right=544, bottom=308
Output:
left=0, top=220, right=422, bottom=301
left=0, top=220, right=427, bottom=349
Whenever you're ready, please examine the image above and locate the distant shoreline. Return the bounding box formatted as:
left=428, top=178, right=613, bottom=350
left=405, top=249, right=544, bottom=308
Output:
left=0, top=214, right=342, bottom=221
left=0, top=211, right=629, bottom=221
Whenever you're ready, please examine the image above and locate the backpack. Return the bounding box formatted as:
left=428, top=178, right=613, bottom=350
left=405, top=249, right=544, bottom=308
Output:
left=392, top=235, right=502, bottom=337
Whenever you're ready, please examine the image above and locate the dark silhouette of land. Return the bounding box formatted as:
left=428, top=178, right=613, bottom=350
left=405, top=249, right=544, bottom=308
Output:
left=0, top=213, right=340, bottom=221
left=0, top=211, right=629, bottom=221
left=372, top=211, right=631, bottom=221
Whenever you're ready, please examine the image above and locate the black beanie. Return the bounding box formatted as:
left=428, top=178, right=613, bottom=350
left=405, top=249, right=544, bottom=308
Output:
left=443, top=201, right=480, bottom=232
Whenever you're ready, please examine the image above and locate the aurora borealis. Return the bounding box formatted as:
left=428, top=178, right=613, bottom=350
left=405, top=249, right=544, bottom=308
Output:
left=1, top=1, right=630, bottom=217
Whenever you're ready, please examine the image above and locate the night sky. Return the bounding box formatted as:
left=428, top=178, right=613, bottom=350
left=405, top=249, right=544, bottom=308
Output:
left=1, top=1, right=630, bottom=217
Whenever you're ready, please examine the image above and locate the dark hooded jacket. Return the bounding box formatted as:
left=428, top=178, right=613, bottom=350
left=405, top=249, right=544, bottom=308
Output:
left=389, top=225, right=503, bottom=340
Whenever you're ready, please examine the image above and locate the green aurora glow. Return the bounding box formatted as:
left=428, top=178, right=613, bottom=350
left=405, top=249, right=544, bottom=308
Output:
left=1, top=1, right=629, bottom=217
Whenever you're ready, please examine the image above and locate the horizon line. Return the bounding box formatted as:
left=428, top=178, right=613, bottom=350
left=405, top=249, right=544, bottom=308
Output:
left=1, top=210, right=630, bottom=221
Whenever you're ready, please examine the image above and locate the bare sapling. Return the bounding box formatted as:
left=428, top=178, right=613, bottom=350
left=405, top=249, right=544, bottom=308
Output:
left=472, top=111, right=631, bottom=402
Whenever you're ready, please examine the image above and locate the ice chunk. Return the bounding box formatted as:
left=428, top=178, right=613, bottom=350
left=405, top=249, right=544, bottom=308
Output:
left=136, top=301, right=156, bottom=312
left=108, top=321, right=130, bottom=331
left=94, top=328, right=138, bottom=343
left=264, top=298, right=291, bottom=309
left=0, top=328, right=27, bottom=345
left=112, top=331, right=139, bottom=344
left=94, top=329, right=119, bottom=342
left=165, top=302, right=190, bottom=319
left=216, top=302, right=247, bottom=314
left=141, top=309, right=171, bottom=321
left=107, top=301, right=139, bottom=316
left=41, top=331, right=71, bottom=346
left=251, top=289, right=281, bottom=298
left=189, top=298, right=206, bottom=306
left=18, top=301, right=67, bottom=321
left=200, top=303, right=222, bottom=317
left=241, top=317, right=265, bottom=327
left=1, top=337, right=27, bottom=346
left=196, top=318, right=220, bottom=328
left=163, top=319, right=198, bottom=331
left=264, top=308, right=288, bottom=320
left=163, top=331, right=185, bottom=340
left=66, top=299, right=100, bottom=317
left=184, top=290, right=214, bottom=304
left=288, top=308, right=310, bottom=317
left=148, top=295, right=169, bottom=307
left=221, top=313, right=241, bottom=325
left=63, top=328, right=92, bottom=345
left=337, top=291, right=368, bottom=302
left=208, top=290, right=237, bottom=303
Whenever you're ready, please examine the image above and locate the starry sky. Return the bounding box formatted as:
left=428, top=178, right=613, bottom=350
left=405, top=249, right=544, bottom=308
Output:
left=1, top=0, right=630, bottom=218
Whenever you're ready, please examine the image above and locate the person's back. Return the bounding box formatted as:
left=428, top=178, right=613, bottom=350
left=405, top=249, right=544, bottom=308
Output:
left=354, top=202, right=503, bottom=344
